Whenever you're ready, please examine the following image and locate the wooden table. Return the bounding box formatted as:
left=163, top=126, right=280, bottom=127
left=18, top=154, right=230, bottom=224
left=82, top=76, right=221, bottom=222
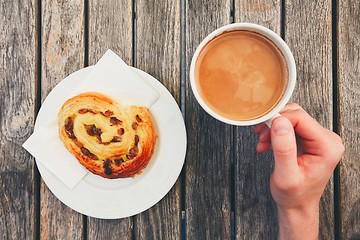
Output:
left=1, top=0, right=359, bottom=239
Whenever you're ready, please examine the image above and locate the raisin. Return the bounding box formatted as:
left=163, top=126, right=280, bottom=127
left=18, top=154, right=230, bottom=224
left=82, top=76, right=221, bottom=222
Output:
left=85, top=124, right=96, bottom=136
left=110, top=117, right=122, bottom=125
left=114, top=158, right=124, bottom=166
left=65, top=117, right=73, bottom=131
left=102, top=110, right=114, bottom=117
left=103, top=159, right=112, bottom=175
left=117, top=128, right=125, bottom=135
left=85, top=125, right=102, bottom=140
left=80, top=147, right=98, bottom=160
left=65, top=117, right=75, bottom=139
left=110, top=136, right=122, bottom=142
left=134, top=135, right=139, bottom=145
left=127, top=146, right=139, bottom=159
left=132, top=122, right=138, bottom=130
left=136, top=114, right=142, bottom=122
left=78, top=108, right=96, bottom=114
left=78, top=108, right=89, bottom=114
left=73, top=138, right=83, bottom=147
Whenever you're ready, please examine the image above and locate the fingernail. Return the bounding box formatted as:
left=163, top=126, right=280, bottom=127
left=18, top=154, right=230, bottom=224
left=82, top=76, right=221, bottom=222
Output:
left=273, top=118, right=291, bottom=135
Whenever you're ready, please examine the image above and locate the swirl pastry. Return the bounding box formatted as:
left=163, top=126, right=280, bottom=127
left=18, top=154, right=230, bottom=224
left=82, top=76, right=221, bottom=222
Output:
left=58, top=92, right=156, bottom=178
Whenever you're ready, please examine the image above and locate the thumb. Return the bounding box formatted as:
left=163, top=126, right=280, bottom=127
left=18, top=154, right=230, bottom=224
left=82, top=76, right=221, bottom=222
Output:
left=271, top=117, right=298, bottom=175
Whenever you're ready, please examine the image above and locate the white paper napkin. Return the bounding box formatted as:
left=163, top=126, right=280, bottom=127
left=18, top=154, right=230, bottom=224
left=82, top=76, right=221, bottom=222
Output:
left=23, top=49, right=160, bottom=189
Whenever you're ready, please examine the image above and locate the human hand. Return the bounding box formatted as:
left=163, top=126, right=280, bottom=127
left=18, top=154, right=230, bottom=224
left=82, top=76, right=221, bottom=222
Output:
left=254, top=103, right=344, bottom=239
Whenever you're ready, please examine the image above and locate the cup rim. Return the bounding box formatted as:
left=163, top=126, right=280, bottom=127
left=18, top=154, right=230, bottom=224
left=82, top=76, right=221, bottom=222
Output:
left=189, top=23, right=296, bottom=126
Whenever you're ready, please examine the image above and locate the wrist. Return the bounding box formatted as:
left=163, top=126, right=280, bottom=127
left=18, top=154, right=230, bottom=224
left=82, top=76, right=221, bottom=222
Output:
left=277, top=205, right=319, bottom=240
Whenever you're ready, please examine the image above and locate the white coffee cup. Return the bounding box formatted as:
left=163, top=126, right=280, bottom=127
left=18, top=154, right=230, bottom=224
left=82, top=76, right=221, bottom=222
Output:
left=190, top=23, right=296, bottom=127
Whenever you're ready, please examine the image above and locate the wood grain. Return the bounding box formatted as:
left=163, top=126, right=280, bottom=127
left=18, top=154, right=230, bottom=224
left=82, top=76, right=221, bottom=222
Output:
left=285, top=0, right=334, bottom=239
left=338, top=0, right=360, bottom=239
left=234, top=1, right=281, bottom=238
left=135, top=1, right=182, bottom=239
left=87, top=1, right=133, bottom=239
left=236, top=0, right=281, bottom=31
left=40, top=0, right=85, bottom=239
left=88, top=0, right=133, bottom=66
left=185, top=0, right=232, bottom=239
left=88, top=218, right=132, bottom=240
left=0, top=0, right=37, bottom=239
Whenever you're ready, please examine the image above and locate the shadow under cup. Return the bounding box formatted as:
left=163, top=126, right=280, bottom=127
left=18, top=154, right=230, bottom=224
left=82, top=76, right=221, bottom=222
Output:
left=190, top=23, right=296, bottom=126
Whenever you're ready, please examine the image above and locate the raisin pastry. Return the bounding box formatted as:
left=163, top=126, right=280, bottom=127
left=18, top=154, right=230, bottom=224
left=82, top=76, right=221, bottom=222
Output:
left=58, top=92, right=156, bottom=178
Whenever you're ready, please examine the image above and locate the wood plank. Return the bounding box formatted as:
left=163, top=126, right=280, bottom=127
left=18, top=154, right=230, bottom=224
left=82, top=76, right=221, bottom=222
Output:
left=135, top=1, right=182, bottom=239
left=284, top=1, right=334, bottom=239
left=88, top=0, right=133, bottom=66
left=87, top=1, right=133, bottom=239
left=235, top=0, right=281, bottom=31
left=185, top=1, right=232, bottom=239
left=338, top=0, right=360, bottom=239
left=40, top=1, right=85, bottom=238
left=0, top=0, right=37, bottom=239
left=234, top=1, right=281, bottom=238
left=87, top=218, right=132, bottom=240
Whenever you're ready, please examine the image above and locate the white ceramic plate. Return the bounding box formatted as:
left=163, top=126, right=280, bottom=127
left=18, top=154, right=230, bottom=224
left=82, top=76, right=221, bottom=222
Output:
left=35, top=67, right=187, bottom=219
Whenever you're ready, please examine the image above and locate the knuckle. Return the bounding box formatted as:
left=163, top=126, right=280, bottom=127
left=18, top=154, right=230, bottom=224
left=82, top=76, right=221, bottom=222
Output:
left=331, top=132, right=345, bottom=150
left=293, top=108, right=305, bottom=116
left=336, top=143, right=345, bottom=163
left=259, top=128, right=270, bottom=142
left=331, top=131, right=342, bottom=142
left=281, top=103, right=303, bottom=113
left=271, top=175, right=302, bottom=192
left=338, top=140, right=345, bottom=157
left=287, top=103, right=301, bottom=109
left=275, top=145, right=296, bottom=158
left=324, top=131, right=345, bottom=165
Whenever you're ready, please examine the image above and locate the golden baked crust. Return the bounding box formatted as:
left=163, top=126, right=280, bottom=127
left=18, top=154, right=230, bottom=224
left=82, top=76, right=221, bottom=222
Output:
left=58, top=92, right=156, bottom=178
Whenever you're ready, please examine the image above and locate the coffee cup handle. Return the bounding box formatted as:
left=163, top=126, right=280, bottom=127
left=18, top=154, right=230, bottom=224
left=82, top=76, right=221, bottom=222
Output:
left=264, top=113, right=281, bottom=128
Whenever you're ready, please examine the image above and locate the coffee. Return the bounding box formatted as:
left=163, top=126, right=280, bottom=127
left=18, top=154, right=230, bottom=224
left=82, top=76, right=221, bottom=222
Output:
left=195, top=30, right=288, bottom=121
